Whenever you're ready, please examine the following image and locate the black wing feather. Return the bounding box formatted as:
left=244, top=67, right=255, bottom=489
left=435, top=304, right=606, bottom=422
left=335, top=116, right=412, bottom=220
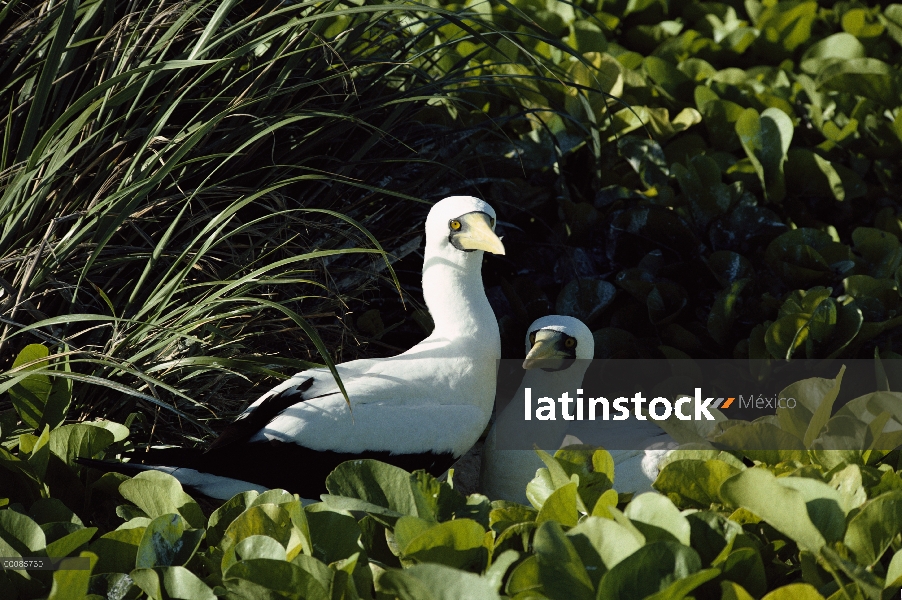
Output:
left=207, top=377, right=314, bottom=451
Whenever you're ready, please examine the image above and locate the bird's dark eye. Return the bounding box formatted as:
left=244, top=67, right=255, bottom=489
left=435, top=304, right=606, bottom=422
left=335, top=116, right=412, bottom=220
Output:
left=449, top=219, right=461, bottom=231
left=529, top=331, right=536, bottom=345
left=490, top=217, right=496, bottom=228
left=564, top=337, right=576, bottom=348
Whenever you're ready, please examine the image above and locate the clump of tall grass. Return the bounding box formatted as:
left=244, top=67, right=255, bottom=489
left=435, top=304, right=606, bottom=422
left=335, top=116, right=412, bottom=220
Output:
left=0, top=0, right=594, bottom=445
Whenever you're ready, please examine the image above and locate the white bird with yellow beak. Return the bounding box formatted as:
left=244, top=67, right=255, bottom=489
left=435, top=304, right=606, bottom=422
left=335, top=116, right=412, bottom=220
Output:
left=480, top=315, right=672, bottom=504
left=480, top=315, right=594, bottom=504
left=85, top=196, right=506, bottom=500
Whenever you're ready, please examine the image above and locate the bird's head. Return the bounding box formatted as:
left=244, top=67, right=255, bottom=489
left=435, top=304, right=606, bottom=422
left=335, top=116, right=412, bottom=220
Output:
left=523, top=315, right=594, bottom=370
left=424, top=196, right=505, bottom=257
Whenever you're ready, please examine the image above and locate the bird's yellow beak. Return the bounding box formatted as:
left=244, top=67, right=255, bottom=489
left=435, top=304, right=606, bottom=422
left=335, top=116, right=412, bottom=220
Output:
left=455, top=213, right=505, bottom=255
left=522, top=331, right=569, bottom=370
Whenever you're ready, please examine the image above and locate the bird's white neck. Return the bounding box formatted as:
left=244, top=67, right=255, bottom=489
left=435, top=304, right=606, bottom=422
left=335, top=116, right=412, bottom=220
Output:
left=421, top=248, right=498, bottom=345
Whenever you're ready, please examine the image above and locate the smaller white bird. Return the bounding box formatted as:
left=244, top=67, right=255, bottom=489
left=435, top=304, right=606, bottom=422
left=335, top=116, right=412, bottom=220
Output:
left=480, top=315, right=674, bottom=504
left=480, top=315, right=594, bottom=504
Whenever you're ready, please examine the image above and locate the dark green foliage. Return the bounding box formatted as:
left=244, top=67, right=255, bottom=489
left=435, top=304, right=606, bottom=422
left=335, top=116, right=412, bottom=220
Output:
left=4, top=0, right=902, bottom=598
left=2, top=344, right=902, bottom=599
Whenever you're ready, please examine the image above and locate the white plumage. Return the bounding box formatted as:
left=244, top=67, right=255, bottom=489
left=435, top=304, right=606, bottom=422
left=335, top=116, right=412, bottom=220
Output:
left=97, top=196, right=506, bottom=500
left=480, top=315, right=673, bottom=504
left=251, top=196, right=503, bottom=455
left=480, top=315, right=595, bottom=504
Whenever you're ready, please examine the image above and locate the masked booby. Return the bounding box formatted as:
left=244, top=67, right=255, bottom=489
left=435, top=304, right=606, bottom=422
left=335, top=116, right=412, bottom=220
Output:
left=84, top=196, right=505, bottom=500
left=480, top=315, right=673, bottom=504
left=480, top=315, right=595, bottom=504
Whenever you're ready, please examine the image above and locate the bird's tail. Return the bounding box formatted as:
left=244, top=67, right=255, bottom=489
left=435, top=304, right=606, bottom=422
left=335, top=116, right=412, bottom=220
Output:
left=76, top=457, right=162, bottom=477
left=76, top=449, right=270, bottom=500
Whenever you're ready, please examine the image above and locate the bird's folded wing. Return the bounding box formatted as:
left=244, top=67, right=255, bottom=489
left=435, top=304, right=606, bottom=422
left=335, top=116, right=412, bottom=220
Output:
left=253, top=399, right=487, bottom=457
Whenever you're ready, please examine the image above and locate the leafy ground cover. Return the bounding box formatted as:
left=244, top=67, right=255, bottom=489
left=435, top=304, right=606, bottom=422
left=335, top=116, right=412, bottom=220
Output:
left=416, top=0, right=902, bottom=365
left=2, top=344, right=902, bottom=599
left=4, top=0, right=902, bottom=598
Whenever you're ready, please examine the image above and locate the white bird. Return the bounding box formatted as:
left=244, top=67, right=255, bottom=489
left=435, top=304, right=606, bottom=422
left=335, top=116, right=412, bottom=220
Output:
left=84, top=196, right=505, bottom=500
left=480, top=315, right=673, bottom=504
left=480, top=315, right=594, bottom=504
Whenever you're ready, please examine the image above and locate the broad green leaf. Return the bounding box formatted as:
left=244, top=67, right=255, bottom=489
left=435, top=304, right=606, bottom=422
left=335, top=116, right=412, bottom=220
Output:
left=624, top=493, right=691, bottom=545
left=8, top=344, right=51, bottom=429
left=47, top=551, right=96, bottom=600
left=488, top=503, right=536, bottom=535
left=484, top=549, right=518, bottom=593
left=304, top=506, right=363, bottom=564
left=553, top=446, right=615, bottom=511
left=87, top=526, right=144, bottom=574
left=129, top=567, right=162, bottom=600
left=132, top=565, right=216, bottom=600
left=399, top=518, right=487, bottom=570
left=828, top=464, right=867, bottom=513
left=735, top=107, right=793, bottom=202
left=135, top=513, right=203, bottom=568
left=804, top=365, right=845, bottom=447
left=377, top=563, right=499, bottom=600
left=843, top=490, right=902, bottom=566
left=755, top=0, right=817, bottom=51
left=568, top=516, right=643, bottom=572
left=223, top=559, right=330, bottom=600
left=409, top=469, right=466, bottom=523
left=235, top=535, right=287, bottom=561
left=597, top=540, right=702, bottom=600
left=591, top=489, right=618, bottom=518
left=618, top=136, right=670, bottom=190
left=800, top=33, right=866, bottom=74
left=852, top=227, right=902, bottom=279
left=761, top=583, right=825, bottom=599
left=394, top=516, right=436, bottom=552
left=777, top=376, right=828, bottom=440
left=81, top=420, right=129, bottom=443
left=41, top=357, right=72, bottom=433
left=842, top=8, right=884, bottom=38
left=23, top=425, right=51, bottom=481
left=712, top=422, right=807, bottom=465
left=658, top=448, right=745, bottom=471
left=157, top=566, right=215, bottom=600
left=533, top=521, right=594, bottom=600
left=569, top=21, right=608, bottom=54
left=48, top=424, right=115, bottom=468
left=505, top=554, right=541, bottom=598
left=653, top=459, right=741, bottom=508
left=785, top=149, right=866, bottom=201
left=324, top=459, right=420, bottom=522
left=526, top=467, right=559, bottom=511
left=219, top=504, right=294, bottom=573
left=45, top=527, right=96, bottom=559
left=643, top=568, right=720, bottom=600
left=721, top=581, right=756, bottom=600
left=720, top=468, right=826, bottom=552
left=118, top=471, right=205, bottom=528
left=722, top=547, right=768, bottom=596
left=535, top=482, right=579, bottom=527
left=685, top=511, right=742, bottom=566
left=206, top=490, right=259, bottom=547
left=0, top=508, right=46, bottom=554
left=765, top=229, right=835, bottom=287
left=817, top=58, right=901, bottom=106
left=708, top=279, right=751, bottom=345
left=887, top=550, right=902, bottom=588
left=291, top=554, right=334, bottom=595
left=29, top=498, right=83, bottom=527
